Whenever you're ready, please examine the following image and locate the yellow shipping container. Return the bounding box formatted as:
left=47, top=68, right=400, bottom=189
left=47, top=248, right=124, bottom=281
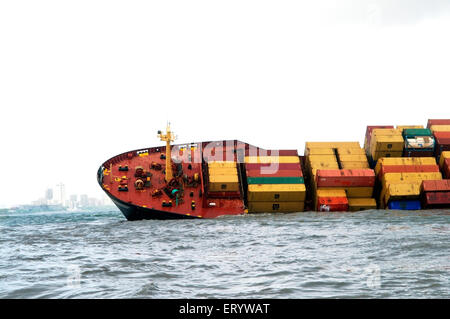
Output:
left=370, top=135, right=404, bottom=152
left=348, top=198, right=377, bottom=211
left=396, top=125, right=424, bottom=132
left=209, top=175, right=238, bottom=182
left=371, top=151, right=403, bottom=161
left=208, top=161, right=237, bottom=168
left=372, top=128, right=401, bottom=136
left=316, top=189, right=347, bottom=198
left=208, top=168, right=237, bottom=176
left=309, top=162, right=340, bottom=170
left=209, top=175, right=239, bottom=192
left=248, top=201, right=305, bottom=213
left=384, top=183, right=421, bottom=204
left=248, top=184, right=306, bottom=202
left=307, top=155, right=337, bottom=163
left=375, top=157, right=437, bottom=174
left=415, top=157, right=437, bottom=165
left=245, top=156, right=299, bottom=164
left=430, top=125, right=450, bottom=132
left=323, top=187, right=373, bottom=198
left=305, top=148, right=335, bottom=155
left=338, top=154, right=368, bottom=162
left=439, top=151, right=450, bottom=168
left=337, top=148, right=366, bottom=155
left=340, top=161, right=370, bottom=169
left=382, top=172, right=442, bottom=188
left=305, top=142, right=361, bottom=150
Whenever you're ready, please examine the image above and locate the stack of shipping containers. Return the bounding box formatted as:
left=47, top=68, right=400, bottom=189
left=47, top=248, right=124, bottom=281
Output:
left=374, top=157, right=442, bottom=210
left=439, top=151, right=450, bottom=178
left=336, top=147, right=370, bottom=169
left=427, top=121, right=450, bottom=208
left=428, top=120, right=450, bottom=159
left=366, top=128, right=404, bottom=164
left=205, top=119, right=450, bottom=213
left=207, top=161, right=240, bottom=192
left=305, top=142, right=347, bottom=211
left=304, top=142, right=377, bottom=211
left=245, top=151, right=306, bottom=213
left=421, top=180, right=450, bottom=208
left=336, top=145, right=376, bottom=211
left=315, top=169, right=376, bottom=211
left=364, top=126, right=394, bottom=162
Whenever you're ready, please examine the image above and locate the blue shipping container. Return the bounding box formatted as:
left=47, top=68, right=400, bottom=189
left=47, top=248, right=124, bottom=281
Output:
left=388, top=200, right=421, bottom=210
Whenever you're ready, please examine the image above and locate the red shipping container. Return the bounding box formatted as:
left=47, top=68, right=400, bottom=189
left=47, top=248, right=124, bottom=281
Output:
left=246, top=169, right=302, bottom=178
left=434, top=132, right=450, bottom=147
left=317, top=197, right=349, bottom=212
left=421, top=180, right=450, bottom=192
left=365, top=125, right=394, bottom=146
left=427, top=119, right=450, bottom=128
left=434, top=132, right=450, bottom=139
left=424, top=192, right=450, bottom=206
left=378, top=164, right=440, bottom=179
left=316, top=169, right=375, bottom=187
left=435, top=139, right=450, bottom=146
left=434, top=132, right=450, bottom=151
left=245, top=163, right=301, bottom=171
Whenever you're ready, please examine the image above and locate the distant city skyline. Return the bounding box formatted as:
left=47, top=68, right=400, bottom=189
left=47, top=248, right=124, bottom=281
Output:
left=10, top=183, right=113, bottom=209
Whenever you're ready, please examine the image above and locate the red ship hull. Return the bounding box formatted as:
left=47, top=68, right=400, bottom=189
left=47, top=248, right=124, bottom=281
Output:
left=98, top=140, right=262, bottom=220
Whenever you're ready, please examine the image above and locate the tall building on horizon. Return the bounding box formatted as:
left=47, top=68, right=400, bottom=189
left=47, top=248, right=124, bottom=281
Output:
left=80, top=194, right=88, bottom=207
left=45, top=188, right=53, bottom=202
left=56, top=183, right=66, bottom=207
left=69, top=194, right=78, bottom=209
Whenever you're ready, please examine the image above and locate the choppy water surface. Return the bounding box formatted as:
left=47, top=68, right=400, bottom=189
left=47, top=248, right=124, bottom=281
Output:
left=0, top=209, right=449, bottom=298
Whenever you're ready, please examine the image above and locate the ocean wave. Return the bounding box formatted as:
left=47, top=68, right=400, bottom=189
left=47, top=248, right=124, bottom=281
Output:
left=0, top=209, right=449, bottom=298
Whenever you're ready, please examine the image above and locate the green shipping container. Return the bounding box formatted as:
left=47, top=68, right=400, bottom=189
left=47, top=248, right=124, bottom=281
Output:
left=247, top=176, right=304, bottom=184
left=402, top=128, right=432, bottom=137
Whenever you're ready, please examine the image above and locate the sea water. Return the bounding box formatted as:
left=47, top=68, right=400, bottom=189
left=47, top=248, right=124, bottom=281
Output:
left=0, top=209, right=449, bottom=298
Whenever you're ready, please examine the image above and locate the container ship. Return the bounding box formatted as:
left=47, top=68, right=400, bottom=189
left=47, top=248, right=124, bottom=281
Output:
left=97, top=120, right=450, bottom=220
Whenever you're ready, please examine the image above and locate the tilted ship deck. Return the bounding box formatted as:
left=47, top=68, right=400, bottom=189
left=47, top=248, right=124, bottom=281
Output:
left=97, top=138, right=251, bottom=220
left=97, top=121, right=450, bottom=220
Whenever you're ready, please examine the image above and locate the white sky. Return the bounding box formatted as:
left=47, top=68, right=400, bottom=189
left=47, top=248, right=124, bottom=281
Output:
left=1, top=1, right=449, bottom=207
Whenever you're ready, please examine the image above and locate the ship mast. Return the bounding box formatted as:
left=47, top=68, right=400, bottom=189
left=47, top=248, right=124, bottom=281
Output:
left=158, top=123, right=176, bottom=182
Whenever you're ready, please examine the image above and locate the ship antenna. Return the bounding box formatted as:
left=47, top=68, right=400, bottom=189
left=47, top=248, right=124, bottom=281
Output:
left=158, top=123, right=176, bottom=182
